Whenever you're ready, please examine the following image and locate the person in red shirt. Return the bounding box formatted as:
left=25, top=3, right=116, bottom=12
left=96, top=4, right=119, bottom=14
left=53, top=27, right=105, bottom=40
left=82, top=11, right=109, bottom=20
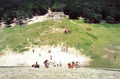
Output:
left=68, top=63, right=73, bottom=68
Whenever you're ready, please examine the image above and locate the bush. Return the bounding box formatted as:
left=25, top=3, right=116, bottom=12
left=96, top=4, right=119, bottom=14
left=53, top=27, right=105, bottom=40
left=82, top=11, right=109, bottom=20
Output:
left=106, top=16, right=116, bottom=23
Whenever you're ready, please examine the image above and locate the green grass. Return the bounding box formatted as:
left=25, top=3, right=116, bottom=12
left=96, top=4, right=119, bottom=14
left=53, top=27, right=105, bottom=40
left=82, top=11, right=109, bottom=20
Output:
left=0, top=18, right=120, bottom=68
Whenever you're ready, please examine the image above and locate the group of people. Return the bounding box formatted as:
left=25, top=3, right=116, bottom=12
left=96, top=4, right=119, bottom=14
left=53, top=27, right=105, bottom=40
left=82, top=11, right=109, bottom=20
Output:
left=61, top=45, right=68, bottom=52
left=31, top=48, right=80, bottom=69
left=32, top=60, right=49, bottom=68
left=68, top=61, right=80, bottom=68
left=32, top=61, right=80, bottom=69
left=43, top=60, right=62, bottom=68
left=32, top=62, right=40, bottom=68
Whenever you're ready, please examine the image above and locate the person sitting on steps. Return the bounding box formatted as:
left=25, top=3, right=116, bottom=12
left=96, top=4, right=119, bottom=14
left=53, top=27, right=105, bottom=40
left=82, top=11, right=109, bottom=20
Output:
left=32, top=62, right=40, bottom=68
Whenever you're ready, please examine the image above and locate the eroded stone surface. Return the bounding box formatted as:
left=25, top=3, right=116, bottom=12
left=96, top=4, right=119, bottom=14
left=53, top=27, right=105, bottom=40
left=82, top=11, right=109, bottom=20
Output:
left=0, top=67, right=120, bottom=79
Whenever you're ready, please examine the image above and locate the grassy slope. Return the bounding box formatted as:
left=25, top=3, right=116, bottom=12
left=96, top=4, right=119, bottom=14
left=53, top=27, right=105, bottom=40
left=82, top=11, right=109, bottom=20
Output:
left=0, top=19, right=120, bottom=68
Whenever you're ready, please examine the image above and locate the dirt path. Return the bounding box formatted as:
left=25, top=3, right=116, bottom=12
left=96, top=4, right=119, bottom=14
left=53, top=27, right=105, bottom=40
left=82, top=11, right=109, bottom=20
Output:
left=0, top=67, right=120, bottom=79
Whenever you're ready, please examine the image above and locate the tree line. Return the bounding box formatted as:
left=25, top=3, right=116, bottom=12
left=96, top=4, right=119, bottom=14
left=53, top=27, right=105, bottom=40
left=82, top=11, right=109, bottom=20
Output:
left=0, top=0, right=120, bottom=26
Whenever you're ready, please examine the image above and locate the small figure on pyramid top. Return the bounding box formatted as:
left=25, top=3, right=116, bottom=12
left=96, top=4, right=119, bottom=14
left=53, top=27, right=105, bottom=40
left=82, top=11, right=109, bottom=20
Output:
left=48, top=7, right=52, bottom=14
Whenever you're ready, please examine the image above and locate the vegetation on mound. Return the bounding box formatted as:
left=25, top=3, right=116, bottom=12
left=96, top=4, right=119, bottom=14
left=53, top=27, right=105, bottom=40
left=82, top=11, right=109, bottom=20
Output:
left=0, top=0, right=120, bottom=25
left=0, top=19, right=120, bottom=68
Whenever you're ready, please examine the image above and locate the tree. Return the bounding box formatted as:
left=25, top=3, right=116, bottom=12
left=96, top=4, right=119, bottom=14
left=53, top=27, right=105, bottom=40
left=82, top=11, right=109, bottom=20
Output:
left=0, top=0, right=120, bottom=24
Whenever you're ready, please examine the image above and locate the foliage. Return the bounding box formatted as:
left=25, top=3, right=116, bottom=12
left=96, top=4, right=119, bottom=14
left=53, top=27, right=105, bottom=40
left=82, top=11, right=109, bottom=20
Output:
left=0, top=0, right=120, bottom=24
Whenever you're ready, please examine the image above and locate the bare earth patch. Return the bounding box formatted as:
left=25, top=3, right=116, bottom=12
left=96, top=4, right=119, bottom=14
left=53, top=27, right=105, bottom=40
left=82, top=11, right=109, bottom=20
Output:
left=0, top=45, right=91, bottom=66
